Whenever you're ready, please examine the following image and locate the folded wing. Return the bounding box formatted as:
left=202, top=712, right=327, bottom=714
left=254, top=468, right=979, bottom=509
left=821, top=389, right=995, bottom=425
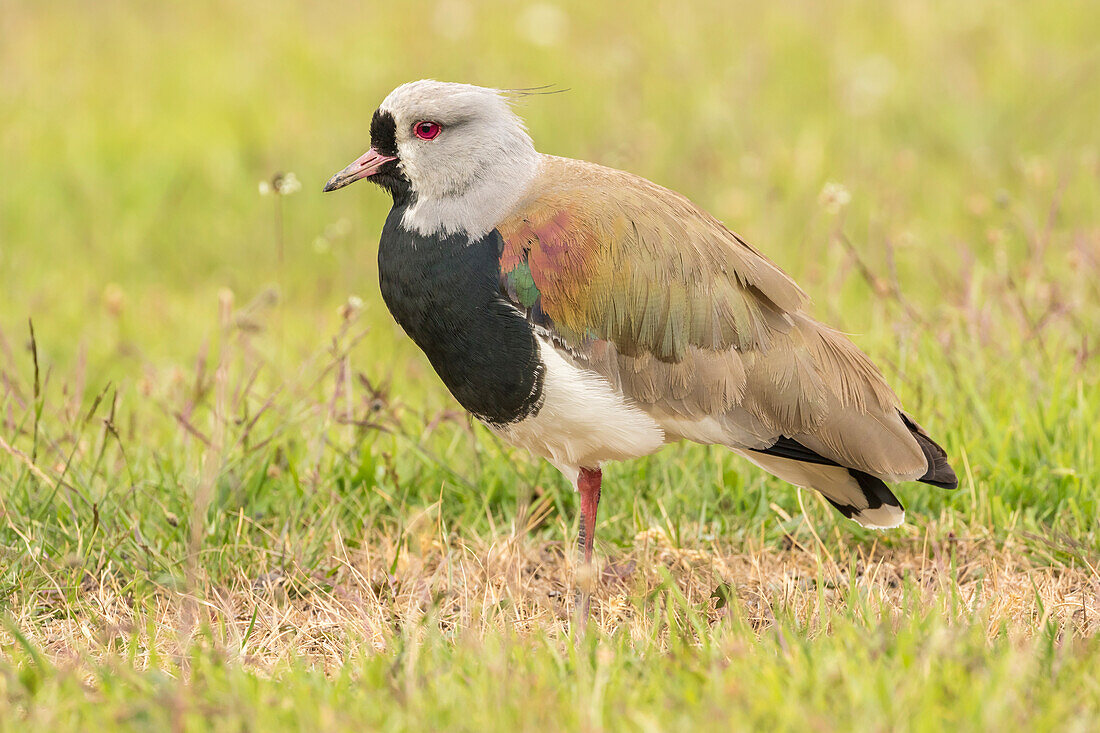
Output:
left=498, top=155, right=953, bottom=499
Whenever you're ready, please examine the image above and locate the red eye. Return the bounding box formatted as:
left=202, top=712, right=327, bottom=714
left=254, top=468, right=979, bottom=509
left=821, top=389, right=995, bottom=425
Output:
left=414, top=121, right=442, bottom=140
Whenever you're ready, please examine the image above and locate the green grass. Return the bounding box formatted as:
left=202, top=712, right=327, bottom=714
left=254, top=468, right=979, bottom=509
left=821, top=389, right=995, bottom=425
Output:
left=1, top=0, right=1099, bottom=729
left=4, top=615, right=1100, bottom=731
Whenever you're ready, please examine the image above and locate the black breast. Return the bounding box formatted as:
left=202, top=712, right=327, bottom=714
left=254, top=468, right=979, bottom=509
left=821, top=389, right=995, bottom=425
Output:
left=377, top=205, right=545, bottom=426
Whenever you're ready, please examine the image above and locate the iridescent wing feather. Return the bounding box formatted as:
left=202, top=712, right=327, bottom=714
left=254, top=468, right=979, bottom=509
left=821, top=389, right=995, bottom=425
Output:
left=499, top=155, right=932, bottom=481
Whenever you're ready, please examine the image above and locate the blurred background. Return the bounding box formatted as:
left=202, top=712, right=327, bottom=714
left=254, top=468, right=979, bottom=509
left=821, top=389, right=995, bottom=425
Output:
left=1, top=0, right=1098, bottom=559
left=3, top=4, right=1100, bottom=722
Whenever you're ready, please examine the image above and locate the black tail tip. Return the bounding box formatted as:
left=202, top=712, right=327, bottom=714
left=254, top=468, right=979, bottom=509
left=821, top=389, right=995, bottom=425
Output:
left=825, top=470, right=906, bottom=529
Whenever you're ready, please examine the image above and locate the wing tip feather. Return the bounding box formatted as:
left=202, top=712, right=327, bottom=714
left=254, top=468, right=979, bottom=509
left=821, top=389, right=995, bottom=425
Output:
left=898, top=412, right=959, bottom=490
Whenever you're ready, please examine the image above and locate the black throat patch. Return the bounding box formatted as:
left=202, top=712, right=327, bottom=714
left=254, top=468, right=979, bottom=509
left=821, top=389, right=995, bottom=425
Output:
left=377, top=205, right=545, bottom=426
left=368, top=109, right=412, bottom=204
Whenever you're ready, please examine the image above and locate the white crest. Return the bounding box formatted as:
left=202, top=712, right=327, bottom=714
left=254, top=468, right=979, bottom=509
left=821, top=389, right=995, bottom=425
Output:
left=379, top=80, right=541, bottom=239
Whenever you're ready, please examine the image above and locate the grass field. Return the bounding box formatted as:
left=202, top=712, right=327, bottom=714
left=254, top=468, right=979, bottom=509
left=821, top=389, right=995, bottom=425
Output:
left=2, top=0, right=1099, bottom=729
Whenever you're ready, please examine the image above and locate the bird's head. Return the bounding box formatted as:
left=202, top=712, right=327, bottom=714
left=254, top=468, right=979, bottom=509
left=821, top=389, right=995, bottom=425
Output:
left=323, top=80, right=540, bottom=237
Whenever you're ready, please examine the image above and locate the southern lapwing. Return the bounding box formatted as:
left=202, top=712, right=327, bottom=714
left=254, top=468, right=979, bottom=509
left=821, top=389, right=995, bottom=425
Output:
left=323, top=80, right=957, bottom=625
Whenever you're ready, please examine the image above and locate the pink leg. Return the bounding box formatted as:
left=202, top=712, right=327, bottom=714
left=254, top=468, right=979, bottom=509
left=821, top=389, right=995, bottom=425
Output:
left=575, top=467, right=602, bottom=629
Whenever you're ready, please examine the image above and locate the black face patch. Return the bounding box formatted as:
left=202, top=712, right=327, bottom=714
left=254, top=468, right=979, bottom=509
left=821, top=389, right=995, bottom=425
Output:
left=368, top=108, right=412, bottom=204
left=370, top=109, right=398, bottom=156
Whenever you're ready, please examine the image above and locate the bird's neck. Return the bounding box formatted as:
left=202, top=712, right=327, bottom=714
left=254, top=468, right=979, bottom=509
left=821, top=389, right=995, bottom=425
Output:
left=399, top=149, right=541, bottom=241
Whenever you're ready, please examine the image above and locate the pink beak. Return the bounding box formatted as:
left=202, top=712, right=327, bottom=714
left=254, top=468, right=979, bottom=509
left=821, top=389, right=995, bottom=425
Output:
left=322, top=148, right=397, bottom=192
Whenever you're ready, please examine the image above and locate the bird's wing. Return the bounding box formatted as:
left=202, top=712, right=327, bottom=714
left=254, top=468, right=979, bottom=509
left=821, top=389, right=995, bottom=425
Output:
left=498, top=155, right=928, bottom=480
left=500, top=156, right=807, bottom=360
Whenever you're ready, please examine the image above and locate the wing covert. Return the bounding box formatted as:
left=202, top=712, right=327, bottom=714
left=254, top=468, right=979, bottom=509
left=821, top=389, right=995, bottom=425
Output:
left=498, top=156, right=806, bottom=362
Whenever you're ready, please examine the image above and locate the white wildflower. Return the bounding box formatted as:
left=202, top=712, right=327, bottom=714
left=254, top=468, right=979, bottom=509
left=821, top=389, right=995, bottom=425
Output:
left=339, top=295, right=365, bottom=320
left=819, top=181, right=851, bottom=214
left=258, top=180, right=272, bottom=196
left=276, top=172, right=301, bottom=195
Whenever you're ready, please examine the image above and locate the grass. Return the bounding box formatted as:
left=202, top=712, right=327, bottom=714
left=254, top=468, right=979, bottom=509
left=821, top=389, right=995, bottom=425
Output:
left=1, top=0, right=1099, bottom=729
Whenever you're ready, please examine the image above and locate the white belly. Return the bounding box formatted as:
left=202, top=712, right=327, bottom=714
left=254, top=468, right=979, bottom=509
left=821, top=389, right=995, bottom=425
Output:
left=491, top=337, right=666, bottom=484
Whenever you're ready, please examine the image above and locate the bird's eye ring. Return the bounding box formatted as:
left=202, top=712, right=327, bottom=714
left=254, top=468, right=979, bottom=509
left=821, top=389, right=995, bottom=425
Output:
left=414, top=121, right=442, bottom=140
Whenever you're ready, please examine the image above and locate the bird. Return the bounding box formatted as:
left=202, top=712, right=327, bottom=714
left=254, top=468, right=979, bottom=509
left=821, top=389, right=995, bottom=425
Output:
left=323, top=80, right=958, bottom=626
